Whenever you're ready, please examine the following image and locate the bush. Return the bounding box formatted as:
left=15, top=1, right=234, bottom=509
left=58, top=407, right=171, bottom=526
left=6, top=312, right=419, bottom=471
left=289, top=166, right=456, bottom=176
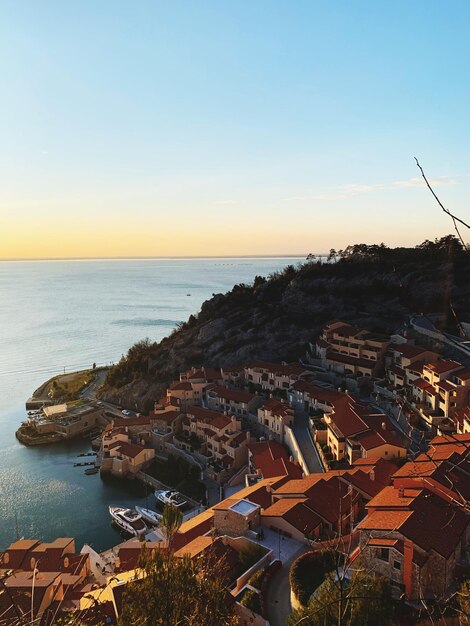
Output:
left=247, top=567, right=266, bottom=590
left=290, top=550, right=336, bottom=606
left=240, top=589, right=262, bottom=614
left=238, top=543, right=267, bottom=574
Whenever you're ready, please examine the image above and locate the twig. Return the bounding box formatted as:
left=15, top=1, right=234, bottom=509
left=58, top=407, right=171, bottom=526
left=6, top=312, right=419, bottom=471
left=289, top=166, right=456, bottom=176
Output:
left=414, top=157, right=469, bottom=250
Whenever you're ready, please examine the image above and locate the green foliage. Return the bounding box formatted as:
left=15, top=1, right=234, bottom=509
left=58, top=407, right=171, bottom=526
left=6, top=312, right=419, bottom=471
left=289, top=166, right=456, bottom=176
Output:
left=247, top=567, right=266, bottom=590
left=290, top=550, right=336, bottom=606
left=458, top=578, right=470, bottom=625
left=239, top=588, right=262, bottom=614
left=287, top=569, right=395, bottom=626
left=119, top=547, right=239, bottom=626
left=161, top=504, right=183, bottom=545
left=105, top=338, right=157, bottom=387
left=146, top=454, right=206, bottom=501
left=238, top=542, right=267, bottom=573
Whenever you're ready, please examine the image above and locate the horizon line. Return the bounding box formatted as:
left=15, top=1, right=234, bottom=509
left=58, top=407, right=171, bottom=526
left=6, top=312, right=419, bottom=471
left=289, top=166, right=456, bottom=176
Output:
left=0, top=253, right=323, bottom=262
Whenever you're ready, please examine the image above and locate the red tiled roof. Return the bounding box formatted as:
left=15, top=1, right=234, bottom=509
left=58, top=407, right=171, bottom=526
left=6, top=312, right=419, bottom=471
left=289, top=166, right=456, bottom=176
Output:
left=248, top=440, right=303, bottom=479
left=151, top=409, right=181, bottom=424
left=245, top=360, right=307, bottom=377
left=437, top=380, right=456, bottom=392
left=454, top=367, right=470, bottom=381
left=424, top=360, right=463, bottom=374
left=114, top=443, right=152, bottom=459
left=389, top=343, right=429, bottom=359
left=170, top=381, right=193, bottom=391
left=325, top=351, right=376, bottom=370
left=262, top=498, right=322, bottom=535
left=208, top=385, right=256, bottom=404
left=112, top=416, right=151, bottom=428
left=186, top=405, right=234, bottom=422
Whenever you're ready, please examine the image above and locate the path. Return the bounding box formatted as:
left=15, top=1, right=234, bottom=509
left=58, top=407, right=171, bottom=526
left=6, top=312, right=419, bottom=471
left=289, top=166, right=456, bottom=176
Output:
left=293, top=408, right=324, bottom=474
left=266, top=545, right=308, bottom=626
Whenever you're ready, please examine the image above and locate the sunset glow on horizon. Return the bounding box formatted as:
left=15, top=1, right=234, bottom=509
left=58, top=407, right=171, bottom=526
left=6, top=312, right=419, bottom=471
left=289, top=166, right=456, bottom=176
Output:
left=1, top=1, right=469, bottom=259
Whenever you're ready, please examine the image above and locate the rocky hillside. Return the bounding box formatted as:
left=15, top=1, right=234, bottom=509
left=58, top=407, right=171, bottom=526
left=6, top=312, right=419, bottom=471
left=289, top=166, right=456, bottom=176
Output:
left=100, top=237, right=470, bottom=411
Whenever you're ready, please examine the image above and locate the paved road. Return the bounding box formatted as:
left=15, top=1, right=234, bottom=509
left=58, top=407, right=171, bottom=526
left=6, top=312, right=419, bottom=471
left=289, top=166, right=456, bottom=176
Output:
left=293, top=408, right=324, bottom=474
left=266, top=545, right=308, bottom=626
left=81, top=369, right=108, bottom=401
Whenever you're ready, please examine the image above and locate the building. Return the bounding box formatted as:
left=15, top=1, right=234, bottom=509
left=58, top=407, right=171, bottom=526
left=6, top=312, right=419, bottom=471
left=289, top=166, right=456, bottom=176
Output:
left=0, top=538, right=90, bottom=624
left=244, top=360, right=310, bottom=393
left=205, top=385, right=263, bottom=416
left=317, top=321, right=390, bottom=377
left=256, top=397, right=294, bottom=443
left=247, top=440, right=303, bottom=482
left=357, top=434, right=470, bottom=599
left=177, top=406, right=250, bottom=481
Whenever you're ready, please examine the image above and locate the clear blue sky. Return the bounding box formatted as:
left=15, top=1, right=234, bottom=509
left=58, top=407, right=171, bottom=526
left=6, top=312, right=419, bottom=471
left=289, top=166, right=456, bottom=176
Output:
left=1, top=1, right=469, bottom=257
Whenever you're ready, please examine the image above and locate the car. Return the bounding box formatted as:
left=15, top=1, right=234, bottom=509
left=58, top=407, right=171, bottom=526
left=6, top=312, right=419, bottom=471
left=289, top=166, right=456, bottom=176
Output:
left=122, top=409, right=132, bottom=416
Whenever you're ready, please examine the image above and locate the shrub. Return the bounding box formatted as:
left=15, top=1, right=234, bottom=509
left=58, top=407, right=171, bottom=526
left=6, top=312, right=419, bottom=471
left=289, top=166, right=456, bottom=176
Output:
left=240, top=589, right=262, bottom=614
left=290, top=550, right=335, bottom=606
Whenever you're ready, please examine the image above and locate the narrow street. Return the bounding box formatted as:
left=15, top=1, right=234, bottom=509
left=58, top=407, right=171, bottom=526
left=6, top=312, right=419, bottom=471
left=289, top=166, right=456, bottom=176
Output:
left=266, top=545, right=308, bottom=626
left=293, top=407, right=324, bottom=474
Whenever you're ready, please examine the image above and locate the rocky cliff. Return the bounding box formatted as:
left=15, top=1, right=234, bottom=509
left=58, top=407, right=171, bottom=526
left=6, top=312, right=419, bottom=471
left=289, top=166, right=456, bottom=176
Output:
left=100, top=238, right=470, bottom=411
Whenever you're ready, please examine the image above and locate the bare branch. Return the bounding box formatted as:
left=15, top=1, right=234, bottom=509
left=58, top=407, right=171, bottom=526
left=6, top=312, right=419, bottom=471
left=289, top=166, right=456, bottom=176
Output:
left=414, top=157, right=469, bottom=250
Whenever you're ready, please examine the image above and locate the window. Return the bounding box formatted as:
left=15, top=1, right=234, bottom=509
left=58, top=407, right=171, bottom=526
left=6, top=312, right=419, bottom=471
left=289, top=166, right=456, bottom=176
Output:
left=378, top=548, right=389, bottom=561
left=393, top=560, right=401, bottom=570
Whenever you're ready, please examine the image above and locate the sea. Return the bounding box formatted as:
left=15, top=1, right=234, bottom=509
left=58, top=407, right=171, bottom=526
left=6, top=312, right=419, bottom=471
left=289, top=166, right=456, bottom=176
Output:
left=0, top=257, right=301, bottom=552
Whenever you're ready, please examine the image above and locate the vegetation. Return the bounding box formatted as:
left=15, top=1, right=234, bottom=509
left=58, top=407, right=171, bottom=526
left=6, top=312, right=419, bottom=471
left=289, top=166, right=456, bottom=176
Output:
left=237, top=542, right=267, bottom=575
left=287, top=568, right=395, bottom=626
left=290, top=550, right=336, bottom=606
left=247, top=566, right=266, bottom=590
left=47, top=370, right=95, bottom=401
left=119, top=544, right=239, bottom=626
left=105, top=338, right=157, bottom=388
left=102, top=236, right=470, bottom=411
left=146, top=454, right=206, bottom=502
left=239, top=588, right=262, bottom=614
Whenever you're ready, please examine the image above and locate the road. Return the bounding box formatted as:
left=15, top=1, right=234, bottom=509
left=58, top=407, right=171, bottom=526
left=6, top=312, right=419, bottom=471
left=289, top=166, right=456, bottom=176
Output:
left=81, top=369, right=108, bottom=401
left=293, top=408, right=324, bottom=474
left=266, top=545, right=308, bottom=626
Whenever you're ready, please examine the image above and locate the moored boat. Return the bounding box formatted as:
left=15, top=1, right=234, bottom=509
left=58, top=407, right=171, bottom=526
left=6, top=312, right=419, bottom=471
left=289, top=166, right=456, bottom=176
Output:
left=155, top=489, right=187, bottom=508
left=109, top=506, right=147, bottom=537
left=135, top=506, right=163, bottom=526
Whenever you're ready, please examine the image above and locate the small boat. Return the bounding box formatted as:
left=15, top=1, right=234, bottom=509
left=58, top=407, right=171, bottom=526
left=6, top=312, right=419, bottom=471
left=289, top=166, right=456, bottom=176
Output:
left=109, top=506, right=147, bottom=537
left=84, top=467, right=99, bottom=475
left=135, top=506, right=163, bottom=526
left=155, top=489, right=187, bottom=508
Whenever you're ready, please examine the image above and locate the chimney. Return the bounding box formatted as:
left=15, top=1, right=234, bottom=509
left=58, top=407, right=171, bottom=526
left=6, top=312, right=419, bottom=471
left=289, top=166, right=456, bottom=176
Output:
left=398, top=487, right=404, bottom=498
left=369, top=469, right=375, bottom=481
left=403, top=540, right=414, bottom=598
left=381, top=421, right=387, bottom=431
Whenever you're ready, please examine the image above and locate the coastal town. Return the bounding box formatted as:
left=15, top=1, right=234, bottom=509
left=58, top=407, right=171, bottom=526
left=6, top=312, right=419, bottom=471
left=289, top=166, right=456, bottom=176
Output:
left=3, top=318, right=470, bottom=624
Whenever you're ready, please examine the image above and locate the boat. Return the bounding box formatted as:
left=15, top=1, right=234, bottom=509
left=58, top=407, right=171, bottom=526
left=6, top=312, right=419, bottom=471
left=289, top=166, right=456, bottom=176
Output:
left=109, top=506, right=147, bottom=537
left=135, top=506, right=163, bottom=526
left=155, top=489, right=187, bottom=508
left=84, top=467, right=99, bottom=475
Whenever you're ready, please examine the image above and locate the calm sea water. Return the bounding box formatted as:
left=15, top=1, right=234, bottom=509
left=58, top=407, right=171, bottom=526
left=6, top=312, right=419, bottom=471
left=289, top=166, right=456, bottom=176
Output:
left=0, top=257, right=298, bottom=552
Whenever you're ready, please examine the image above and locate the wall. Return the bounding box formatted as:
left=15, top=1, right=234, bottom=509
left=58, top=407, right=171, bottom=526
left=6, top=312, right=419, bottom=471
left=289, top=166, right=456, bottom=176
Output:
left=284, top=425, right=309, bottom=475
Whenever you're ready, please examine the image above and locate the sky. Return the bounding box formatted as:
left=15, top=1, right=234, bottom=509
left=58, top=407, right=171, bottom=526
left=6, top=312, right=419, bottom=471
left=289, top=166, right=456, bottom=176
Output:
left=1, top=1, right=469, bottom=259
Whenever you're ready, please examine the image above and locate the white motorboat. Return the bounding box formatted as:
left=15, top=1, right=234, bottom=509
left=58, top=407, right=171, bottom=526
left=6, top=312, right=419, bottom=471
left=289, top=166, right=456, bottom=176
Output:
left=155, top=489, right=187, bottom=508
left=135, top=506, right=163, bottom=526
left=109, top=506, right=147, bottom=537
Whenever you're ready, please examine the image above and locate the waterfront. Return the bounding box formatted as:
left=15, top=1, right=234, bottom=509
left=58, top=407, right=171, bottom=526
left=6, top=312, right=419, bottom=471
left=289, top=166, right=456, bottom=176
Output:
left=0, top=257, right=297, bottom=551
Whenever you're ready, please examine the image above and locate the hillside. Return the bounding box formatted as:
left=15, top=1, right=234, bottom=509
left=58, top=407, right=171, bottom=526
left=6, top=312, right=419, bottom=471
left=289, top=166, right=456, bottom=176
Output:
left=100, top=237, right=470, bottom=411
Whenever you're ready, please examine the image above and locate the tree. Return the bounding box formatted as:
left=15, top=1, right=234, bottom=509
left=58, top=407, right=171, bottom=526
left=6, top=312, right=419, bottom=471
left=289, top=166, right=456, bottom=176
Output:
left=118, top=544, right=239, bottom=626
left=287, top=567, right=394, bottom=626
left=457, top=578, right=470, bottom=625
left=160, top=504, right=183, bottom=548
